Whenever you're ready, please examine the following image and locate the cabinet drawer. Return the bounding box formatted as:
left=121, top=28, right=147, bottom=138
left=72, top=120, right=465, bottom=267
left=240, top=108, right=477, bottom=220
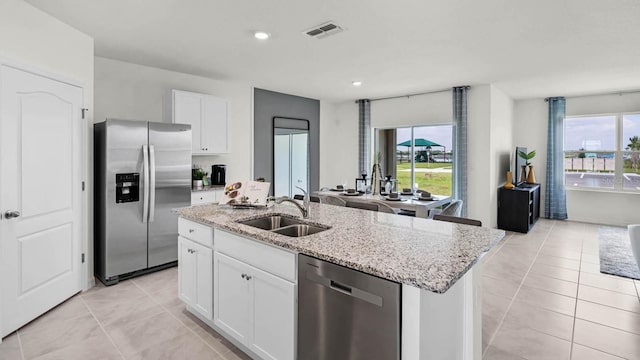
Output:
left=191, top=191, right=217, bottom=205
left=178, top=218, right=213, bottom=248
left=215, top=229, right=296, bottom=283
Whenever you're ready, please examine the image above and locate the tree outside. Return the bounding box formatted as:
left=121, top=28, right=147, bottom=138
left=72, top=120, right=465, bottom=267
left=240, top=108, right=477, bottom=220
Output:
left=626, top=135, right=640, bottom=173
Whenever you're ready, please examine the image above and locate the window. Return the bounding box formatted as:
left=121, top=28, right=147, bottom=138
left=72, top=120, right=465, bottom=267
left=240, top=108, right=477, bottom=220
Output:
left=375, top=125, right=452, bottom=195
left=564, top=113, right=640, bottom=191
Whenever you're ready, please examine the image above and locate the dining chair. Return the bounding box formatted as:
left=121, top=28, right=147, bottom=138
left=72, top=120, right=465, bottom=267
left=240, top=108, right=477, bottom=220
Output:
left=372, top=201, right=400, bottom=214
left=432, top=214, right=482, bottom=227
left=430, top=200, right=463, bottom=218
left=345, top=201, right=378, bottom=211
left=321, top=195, right=347, bottom=206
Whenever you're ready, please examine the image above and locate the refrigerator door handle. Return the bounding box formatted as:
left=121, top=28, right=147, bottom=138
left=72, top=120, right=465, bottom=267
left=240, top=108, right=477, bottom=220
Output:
left=148, top=144, right=156, bottom=222
left=142, top=144, right=150, bottom=223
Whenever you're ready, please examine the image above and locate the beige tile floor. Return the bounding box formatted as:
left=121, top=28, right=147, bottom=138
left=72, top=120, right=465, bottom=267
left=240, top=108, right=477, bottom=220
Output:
left=1, top=219, right=639, bottom=359
left=482, top=219, right=640, bottom=360
left=0, top=267, right=250, bottom=360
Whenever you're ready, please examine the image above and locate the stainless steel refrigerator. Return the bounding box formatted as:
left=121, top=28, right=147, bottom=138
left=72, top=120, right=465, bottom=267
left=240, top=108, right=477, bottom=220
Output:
left=94, top=119, right=191, bottom=285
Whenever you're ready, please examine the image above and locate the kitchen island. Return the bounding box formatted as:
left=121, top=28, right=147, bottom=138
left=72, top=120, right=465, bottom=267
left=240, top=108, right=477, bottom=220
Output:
left=176, top=202, right=505, bottom=360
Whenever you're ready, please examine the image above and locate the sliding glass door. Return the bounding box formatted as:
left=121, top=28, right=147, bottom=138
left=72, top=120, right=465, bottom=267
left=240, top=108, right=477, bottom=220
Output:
left=375, top=124, right=453, bottom=195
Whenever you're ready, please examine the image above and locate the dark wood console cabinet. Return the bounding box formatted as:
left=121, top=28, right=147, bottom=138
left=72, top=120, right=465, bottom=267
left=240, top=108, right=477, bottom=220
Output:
left=498, top=184, right=540, bottom=233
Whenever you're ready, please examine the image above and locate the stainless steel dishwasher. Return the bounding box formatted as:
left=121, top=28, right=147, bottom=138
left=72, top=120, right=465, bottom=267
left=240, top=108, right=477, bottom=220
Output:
left=298, top=254, right=401, bottom=360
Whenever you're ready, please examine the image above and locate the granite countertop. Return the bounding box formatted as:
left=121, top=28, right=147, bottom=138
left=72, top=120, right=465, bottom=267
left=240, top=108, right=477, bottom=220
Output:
left=191, top=185, right=225, bottom=192
left=176, top=203, right=505, bottom=294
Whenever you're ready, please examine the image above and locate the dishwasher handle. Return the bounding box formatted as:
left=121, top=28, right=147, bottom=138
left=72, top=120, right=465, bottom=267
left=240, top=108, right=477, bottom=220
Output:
left=306, top=271, right=383, bottom=307
left=330, top=280, right=352, bottom=294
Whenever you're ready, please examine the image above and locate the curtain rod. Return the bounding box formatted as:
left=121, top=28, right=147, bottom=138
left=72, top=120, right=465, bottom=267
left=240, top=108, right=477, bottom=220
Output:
left=545, top=89, right=640, bottom=102
left=355, top=86, right=470, bottom=104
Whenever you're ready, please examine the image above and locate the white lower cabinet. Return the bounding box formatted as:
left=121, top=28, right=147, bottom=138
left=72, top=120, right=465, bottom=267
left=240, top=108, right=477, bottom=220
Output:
left=213, top=252, right=252, bottom=344
left=178, top=236, right=213, bottom=320
left=214, top=233, right=296, bottom=360
left=250, top=263, right=296, bottom=360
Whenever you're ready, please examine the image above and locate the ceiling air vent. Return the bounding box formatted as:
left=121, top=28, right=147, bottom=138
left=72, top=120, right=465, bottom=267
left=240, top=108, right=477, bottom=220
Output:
left=303, top=21, right=344, bottom=39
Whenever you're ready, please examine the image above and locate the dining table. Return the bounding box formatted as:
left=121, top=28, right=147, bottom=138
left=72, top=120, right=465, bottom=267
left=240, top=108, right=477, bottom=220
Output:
left=313, top=190, right=452, bottom=218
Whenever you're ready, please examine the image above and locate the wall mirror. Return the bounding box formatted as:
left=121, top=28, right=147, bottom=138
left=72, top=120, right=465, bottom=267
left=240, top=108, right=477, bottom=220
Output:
left=273, top=117, right=310, bottom=197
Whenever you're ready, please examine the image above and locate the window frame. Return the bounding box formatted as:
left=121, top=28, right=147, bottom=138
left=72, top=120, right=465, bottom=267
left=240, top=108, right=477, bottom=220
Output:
left=564, top=112, right=640, bottom=193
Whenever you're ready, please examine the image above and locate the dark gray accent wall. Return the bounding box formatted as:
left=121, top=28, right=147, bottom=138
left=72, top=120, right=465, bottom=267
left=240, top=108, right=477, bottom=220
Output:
left=254, top=88, right=320, bottom=193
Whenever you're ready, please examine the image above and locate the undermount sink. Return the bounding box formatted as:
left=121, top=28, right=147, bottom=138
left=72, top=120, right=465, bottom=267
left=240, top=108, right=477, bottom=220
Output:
left=272, top=224, right=328, bottom=237
left=237, top=215, right=330, bottom=237
left=237, top=215, right=302, bottom=230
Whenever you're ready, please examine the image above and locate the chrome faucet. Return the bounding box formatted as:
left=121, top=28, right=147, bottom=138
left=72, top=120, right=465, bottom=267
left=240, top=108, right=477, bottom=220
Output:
left=274, top=186, right=310, bottom=218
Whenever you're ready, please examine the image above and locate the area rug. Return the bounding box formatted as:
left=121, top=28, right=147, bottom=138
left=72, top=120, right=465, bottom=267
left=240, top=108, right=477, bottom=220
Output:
left=598, top=226, right=640, bottom=280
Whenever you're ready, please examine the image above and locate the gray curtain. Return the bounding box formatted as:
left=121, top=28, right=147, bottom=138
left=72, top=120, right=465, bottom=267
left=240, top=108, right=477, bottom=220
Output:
left=357, top=99, right=371, bottom=175
left=452, top=87, right=468, bottom=216
left=545, top=97, right=568, bottom=219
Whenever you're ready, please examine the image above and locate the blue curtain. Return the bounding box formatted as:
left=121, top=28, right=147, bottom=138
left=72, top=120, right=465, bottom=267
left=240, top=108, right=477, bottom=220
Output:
left=452, top=87, right=468, bottom=216
left=357, top=99, right=371, bottom=175
left=545, top=97, right=568, bottom=219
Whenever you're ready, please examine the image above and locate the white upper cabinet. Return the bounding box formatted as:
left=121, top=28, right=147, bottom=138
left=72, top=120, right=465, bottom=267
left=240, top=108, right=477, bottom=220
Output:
left=172, top=90, right=229, bottom=155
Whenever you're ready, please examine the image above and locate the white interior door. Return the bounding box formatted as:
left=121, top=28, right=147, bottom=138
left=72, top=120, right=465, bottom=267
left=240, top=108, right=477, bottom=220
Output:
left=0, top=64, right=83, bottom=337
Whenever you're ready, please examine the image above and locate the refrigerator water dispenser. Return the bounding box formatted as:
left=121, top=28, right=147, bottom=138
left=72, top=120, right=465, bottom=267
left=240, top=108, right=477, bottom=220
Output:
left=115, top=173, right=139, bottom=203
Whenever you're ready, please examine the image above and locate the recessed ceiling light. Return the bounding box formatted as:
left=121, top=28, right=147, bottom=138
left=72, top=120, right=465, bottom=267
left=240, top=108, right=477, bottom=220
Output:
left=254, top=31, right=270, bottom=40
left=352, top=81, right=363, bottom=87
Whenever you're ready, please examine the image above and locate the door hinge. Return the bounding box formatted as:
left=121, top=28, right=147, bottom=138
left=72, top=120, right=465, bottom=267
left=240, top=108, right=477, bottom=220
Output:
left=81, top=253, right=85, bottom=263
left=81, top=108, right=89, bottom=119
left=82, top=181, right=85, bottom=191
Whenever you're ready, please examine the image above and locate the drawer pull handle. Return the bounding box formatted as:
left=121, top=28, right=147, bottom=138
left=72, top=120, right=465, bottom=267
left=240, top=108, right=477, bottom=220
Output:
left=245, top=275, right=252, bottom=280
left=241, top=274, right=246, bottom=279
left=189, top=229, right=195, bottom=233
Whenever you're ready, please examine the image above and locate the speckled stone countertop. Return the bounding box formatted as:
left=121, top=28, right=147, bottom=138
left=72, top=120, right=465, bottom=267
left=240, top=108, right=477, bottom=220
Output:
left=191, top=185, right=225, bottom=192
left=176, top=203, right=505, bottom=294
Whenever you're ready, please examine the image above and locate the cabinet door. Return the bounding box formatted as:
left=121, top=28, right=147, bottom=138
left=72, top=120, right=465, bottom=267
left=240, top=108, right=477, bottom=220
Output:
left=178, top=236, right=196, bottom=305
left=179, top=237, right=213, bottom=320
left=191, top=191, right=216, bottom=205
left=173, top=90, right=203, bottom=153
left=203, top=95, right=229, bottom=154
left=214, top=252, right=252, bottom=344
left=251, top=266, right=296, bottom=360
left=192, top=241, right=213, bottom=320
left=212, top=189, right=223, bottom=203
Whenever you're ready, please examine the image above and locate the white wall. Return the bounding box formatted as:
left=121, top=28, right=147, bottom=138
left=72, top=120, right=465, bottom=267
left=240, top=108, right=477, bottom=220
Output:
left=513, top=93, right=640, bottom=226
left=466, top=85, right=513, bottom=227
left=319, top=100, right=359, bottom=187
left=94, top=57, right=253, bottom=181
left=371, top=91, right=452, bottom=128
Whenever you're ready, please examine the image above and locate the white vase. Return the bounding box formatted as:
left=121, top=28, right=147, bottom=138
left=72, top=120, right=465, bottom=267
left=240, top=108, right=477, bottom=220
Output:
left=629, top=224, right=640, bottom=273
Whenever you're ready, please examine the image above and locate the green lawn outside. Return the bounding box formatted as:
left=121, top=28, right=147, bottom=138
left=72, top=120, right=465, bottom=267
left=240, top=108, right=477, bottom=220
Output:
left=395, top=162, right=452, bottom=195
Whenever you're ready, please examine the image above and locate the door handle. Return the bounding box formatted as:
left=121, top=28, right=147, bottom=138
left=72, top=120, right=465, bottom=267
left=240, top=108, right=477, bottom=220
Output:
left=4, top=210, right=20, bottom=219
left=142, top=145, right=149, bottom=223
left=148, top=145, right=156, bottom=222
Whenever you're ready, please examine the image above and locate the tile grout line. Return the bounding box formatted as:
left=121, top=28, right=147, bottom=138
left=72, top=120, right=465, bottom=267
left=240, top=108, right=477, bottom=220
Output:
left=79, top=294, right=127, bottom=360
left=570, top=227, right=638, bottom=360
left=130, top=277, right=229, bottom=359
left=568, top=228, right=586, bottom=360
left=15, top=331, right=26, bottom=360
left=482, top=221, right=556, bottom=357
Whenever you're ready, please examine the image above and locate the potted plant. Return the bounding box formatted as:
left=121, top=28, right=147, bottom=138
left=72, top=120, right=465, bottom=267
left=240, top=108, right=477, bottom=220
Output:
left=192, top=167, right=206, bottom=189
left=518, top=150, right=537, bottom=184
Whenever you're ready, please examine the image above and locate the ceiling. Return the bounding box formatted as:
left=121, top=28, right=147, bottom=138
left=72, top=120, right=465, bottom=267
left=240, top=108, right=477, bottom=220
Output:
left=26, top=0, right=640, bottom=102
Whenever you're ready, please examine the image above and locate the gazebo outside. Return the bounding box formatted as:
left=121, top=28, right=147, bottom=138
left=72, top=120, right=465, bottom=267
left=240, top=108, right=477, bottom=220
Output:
left=397, top=138, right=446, bottom=163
